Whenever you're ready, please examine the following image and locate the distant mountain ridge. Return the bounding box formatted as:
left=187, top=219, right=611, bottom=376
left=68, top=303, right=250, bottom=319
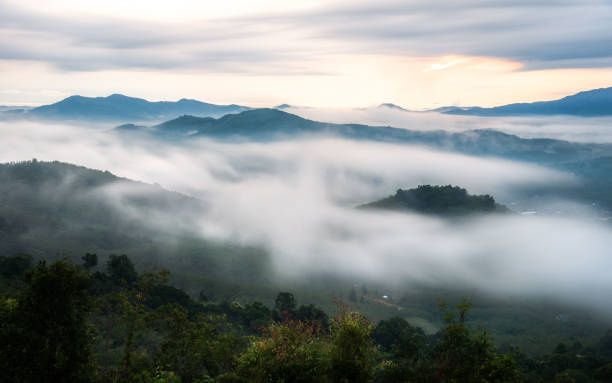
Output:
left=14, top=94, right=249, bottom=122
left=378, top=103, right=411, bottom=112
left=120, top=108, right=612, bottom=163
left=117, top=108, right=612, bottom=209
left=435, top=87, right=612, bottom=117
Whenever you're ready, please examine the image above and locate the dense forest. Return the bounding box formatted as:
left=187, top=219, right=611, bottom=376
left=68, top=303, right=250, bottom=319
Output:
left=360, top=185, right=507, bottom=215
left=2, top=253, right=612, bottom=382
left=1, top=160, right=611, bottom=360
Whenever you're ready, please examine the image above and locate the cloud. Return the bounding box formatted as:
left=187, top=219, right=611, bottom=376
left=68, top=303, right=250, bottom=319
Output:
left=294, top=0, right=612, bottom=70
left=0, top=0, right=611, bottom=73
left=281, top=105, right=612, bottom=143
left=7, top=118, right=612, bottom=315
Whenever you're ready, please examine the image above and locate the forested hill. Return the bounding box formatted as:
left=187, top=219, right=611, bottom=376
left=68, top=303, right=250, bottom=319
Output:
left=360, top=185, right=507, bottom=215
left=0, top=160, right=202, bottom=257
left=0, top=160, right=273, bottom=300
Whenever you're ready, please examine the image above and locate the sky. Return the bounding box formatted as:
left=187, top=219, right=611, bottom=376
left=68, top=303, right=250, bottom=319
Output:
left=1, top=0, right=612, bottom=108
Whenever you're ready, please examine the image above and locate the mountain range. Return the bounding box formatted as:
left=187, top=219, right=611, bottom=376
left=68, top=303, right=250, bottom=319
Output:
left=3, top=94, right=249, bottom=122
left=118, top=108, right=611, bottom=163
left=2, top=87, right=612, bottom=123
left=116, top=108, right=612, bottom=210
left=434, top=87, right=612, bottom=117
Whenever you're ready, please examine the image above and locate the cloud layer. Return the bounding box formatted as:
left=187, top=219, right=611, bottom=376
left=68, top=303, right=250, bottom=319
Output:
left=5, top=118, right=612, bottom=313
left=2, top=0, right=611, bottom=72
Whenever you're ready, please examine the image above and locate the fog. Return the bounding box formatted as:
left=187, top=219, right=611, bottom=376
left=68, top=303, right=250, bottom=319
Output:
left=282, top=105, right=612, bottom=144
left=3, top=118, right=612, bottom=311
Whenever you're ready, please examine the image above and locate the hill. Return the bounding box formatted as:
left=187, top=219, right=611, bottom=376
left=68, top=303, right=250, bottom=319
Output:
left=136, top=109, right=610, bottom=161
left=19, top=94, right=249, bottom=122
left=118, top=109, right=612, bottom=209
left=436, top=87, right=612, bottom=117
left=360, top=185, right=507, bottom=215
left=127, top=108, right=611, bottom=164
left=0, top=160, right=274, bottom=298
left=1, top=160, right=610, bottom=356
left=0, top=160, right=200, bottom=255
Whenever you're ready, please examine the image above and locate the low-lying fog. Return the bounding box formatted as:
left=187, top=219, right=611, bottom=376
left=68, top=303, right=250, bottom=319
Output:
left=2, top=116, right=612, bottom=311
left=283, top=105, right=612, bottom=144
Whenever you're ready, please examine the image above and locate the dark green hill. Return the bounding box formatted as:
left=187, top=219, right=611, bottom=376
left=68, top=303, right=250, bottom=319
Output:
left=0, top=160, right=271, bottom=297
left=0, top=160, right=200, bottom=255
left=360, top=185, right=507, bottom=215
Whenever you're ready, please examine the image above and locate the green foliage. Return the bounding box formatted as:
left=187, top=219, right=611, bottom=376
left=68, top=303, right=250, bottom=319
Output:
left=83, top=252, right=98, bottom=269
left=0, top=259, right=94, bottom=382
left=296, top=303, right=329, bottom=328
left=275, top=291, right=296, bottom=314
left=237, top=320, right=331, bottom=383
left=349, top=286, right=358, bottom=303
left=129, top=366, right=182, bottom=383
left=361, top=185, right=506, bottom=215
left=107, top=254, right=139, bottom=286
left=372, top=316, right=424, bottom=353
left=156, top=305, right=247, bottom=383
left=4, top=253, right=612, bottom=383
left=329, top=309, right=377, bottom=383
left=0, top=253, right=33, bottom=279
left=428, top=299, right=522, bottom=383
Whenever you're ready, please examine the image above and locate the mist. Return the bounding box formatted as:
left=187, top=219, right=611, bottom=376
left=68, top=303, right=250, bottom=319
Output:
left=3, top=118, right=612, bottom=313
left=282, top=105, right=612, bottom=144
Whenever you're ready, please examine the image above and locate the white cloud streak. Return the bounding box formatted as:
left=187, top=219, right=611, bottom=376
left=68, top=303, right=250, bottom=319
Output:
left=5, top=118, right=612, bottom=314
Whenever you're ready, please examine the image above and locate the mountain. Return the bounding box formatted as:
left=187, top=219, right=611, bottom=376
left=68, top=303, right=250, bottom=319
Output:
left=0, top=160, right=202, bottom=257
left=125, top=108, right=612, bottom=164
left=0, top=160, right=271, bottom=296
left=378, top=103, right=411, bottom=112
left=0, top=105, right=32, bottom=113
left=436, top=87, right=612, bottom=117
left=360, top=185, right=507, bottom=215
left=19, top=94, right=249, bottom=122
left=119, top=108, right=612, bottom=209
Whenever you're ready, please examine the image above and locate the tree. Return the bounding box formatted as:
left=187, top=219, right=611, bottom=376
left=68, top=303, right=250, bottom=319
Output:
left=156, top=305, right=246, bottom=382
left=274, top=292, right=296, bottom=314
left=82, top=252, right=98, bottom=269
left=296, top=303, right=329, bottom=328
left=372, top=316, right=424, bottom=353
left=428, top=299, right=523, bottom=383
left=0, top=253, right=33, bottom=279
left=0, top=259, right=94, bottom=382
left=107, top=254, right=138, bottom=286
left=238, top=319, right=330, bottom=382
left=348, top=286, right=358, bottom=303
left=329, top=309, right=377, bottom=383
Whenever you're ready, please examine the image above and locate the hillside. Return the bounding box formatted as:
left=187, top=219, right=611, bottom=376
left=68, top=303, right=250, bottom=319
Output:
left=437, top=87, right=612, bottom=117
left=1, top=160, right=610, bottom=357
left=0, top=160, right=199, bottom=255
left=18, top=94, right=249, bottom=122
left=117, top=109, right=612, bottom=209
left=126, top=108, right=612, bottom=164
left=360, top=185, right=507, bottom=215
left=0, top=160, right=274, bottom=297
